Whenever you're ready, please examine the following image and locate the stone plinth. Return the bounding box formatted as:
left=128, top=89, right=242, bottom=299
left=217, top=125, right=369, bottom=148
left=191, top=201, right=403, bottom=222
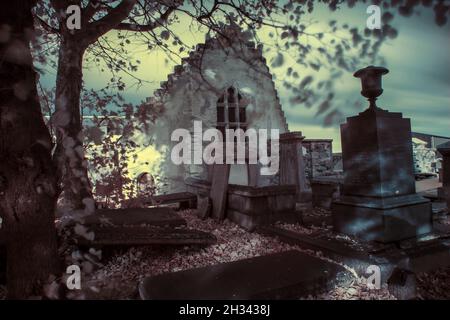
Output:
left=279, top=132, right=309, bottom=201
left=437, top=141, right=450, bottom=207
left=332, top=107, right=432, bottom=243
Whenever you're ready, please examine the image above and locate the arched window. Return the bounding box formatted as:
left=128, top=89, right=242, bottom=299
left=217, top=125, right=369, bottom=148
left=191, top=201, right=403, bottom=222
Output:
left=216, top=86, right=247, bottom=137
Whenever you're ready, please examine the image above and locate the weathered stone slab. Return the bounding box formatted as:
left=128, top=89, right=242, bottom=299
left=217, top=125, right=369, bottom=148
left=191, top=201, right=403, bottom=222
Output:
left=261, top=225, right=450, bottom=279
left=209, top=164, right=230, bottom=221
left=139, top=250, right=348, bottom=300
left=79, top=207, right=186, bottom=228
left=259, top=226, right=375, bottom=275
left=150, top=192, right=197, bottom=210
left=76, top=225, right=216, bottom=246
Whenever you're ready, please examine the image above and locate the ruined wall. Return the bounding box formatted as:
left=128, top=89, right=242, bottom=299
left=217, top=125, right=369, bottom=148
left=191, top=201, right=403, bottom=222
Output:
left=412, top=138, right=438, bottom=174
left=302, top=139, right=333, bottom=186
left=147, top=36, right=289, bottom=193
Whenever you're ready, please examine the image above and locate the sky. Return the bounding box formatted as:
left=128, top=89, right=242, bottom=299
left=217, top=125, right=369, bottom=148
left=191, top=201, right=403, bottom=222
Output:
left=41, top=2, right=450, bottom=152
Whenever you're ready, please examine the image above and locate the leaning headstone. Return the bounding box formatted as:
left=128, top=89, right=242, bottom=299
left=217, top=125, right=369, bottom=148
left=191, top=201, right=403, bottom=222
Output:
left=279, top=132, right=309, bottom=202
left=139, top=250, right=348, bottom=300
left=209, top=164, right=231, bottom=220
left=437, top=141, right=450, bottom=208
left=196, top=191, right=212, bottom=219
left=332, top=66, right=432, bottom=243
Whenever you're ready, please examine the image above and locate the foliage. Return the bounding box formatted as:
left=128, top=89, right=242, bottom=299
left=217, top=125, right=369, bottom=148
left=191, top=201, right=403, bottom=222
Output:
left=33, top=0, right=449, bottom=126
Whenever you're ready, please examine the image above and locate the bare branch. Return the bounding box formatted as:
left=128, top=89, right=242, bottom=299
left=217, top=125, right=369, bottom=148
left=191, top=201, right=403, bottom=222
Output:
left=114, top=5, right=176, bottom=31
left=85, top=0, right=138, bottom=43
left=35, top=16, right=60, bottom=33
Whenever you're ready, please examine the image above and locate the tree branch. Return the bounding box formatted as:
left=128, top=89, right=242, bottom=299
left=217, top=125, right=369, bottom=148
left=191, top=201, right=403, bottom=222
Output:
left=85, top=0, right=138, bottom=43
left=114, top=5, right=176, bottom=32
left=35, top=16, right=60, bottom=33
left=82, top=0, right=102, bottom=26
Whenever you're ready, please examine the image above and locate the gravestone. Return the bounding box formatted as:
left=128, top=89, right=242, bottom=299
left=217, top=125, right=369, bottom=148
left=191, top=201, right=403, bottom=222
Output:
left=332, top=66, right=432, bottom=243
left=437, top=142, right=450, bottom=208
left=139, top=250, right=348, bottom=299
left=209, top=164, right=231, bottom=220
left=78, top=207, right=186, bottom=228
left=150, top=192, right=197, bottom=210
left=279, top=132, right=309, bottom=201
left=196, top=190, right=212, bottom=219
left=71, top=208, right=217, bottom=247
left=76, top=225, right=216, bottom=247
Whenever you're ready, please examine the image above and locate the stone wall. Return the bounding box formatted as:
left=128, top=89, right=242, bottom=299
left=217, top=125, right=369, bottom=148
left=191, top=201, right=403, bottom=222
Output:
left=302, top=139, right=333, bottom=186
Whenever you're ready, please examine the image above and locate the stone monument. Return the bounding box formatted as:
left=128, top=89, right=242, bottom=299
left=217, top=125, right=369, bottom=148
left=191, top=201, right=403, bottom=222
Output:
left=279, top=131, right=309, bottom=202
left=332, top=66, right=432, bottom=243
left=437, top=141, right=450, bottom=208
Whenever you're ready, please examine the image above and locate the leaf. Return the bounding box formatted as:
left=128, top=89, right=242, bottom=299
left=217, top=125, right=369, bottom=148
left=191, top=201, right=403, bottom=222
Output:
left=270, top=53, right=284, bottom=68
left=87, top=126, right=104, bottom=145
left=316, top=100, right=331, bottom=116
left=299, top=75, right=313, bottom=88
left=160, top=30, right=170, bottom=40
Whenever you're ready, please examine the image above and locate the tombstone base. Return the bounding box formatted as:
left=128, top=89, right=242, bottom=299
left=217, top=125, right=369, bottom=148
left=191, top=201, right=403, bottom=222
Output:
left=332, top=194, right=432, bottom=243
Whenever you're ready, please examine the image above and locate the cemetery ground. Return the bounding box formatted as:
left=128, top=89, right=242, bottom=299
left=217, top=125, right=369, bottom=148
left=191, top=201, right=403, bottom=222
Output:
left=1, top=204, right=447, bottom=300
left=51, top=209, right=398, bottom=300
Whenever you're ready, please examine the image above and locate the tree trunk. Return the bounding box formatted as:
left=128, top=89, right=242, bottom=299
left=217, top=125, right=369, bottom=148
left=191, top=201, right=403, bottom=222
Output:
left=53, top=39, right=93, bottom=211
left=0, top=0, right=60, bottom=299
left=50, top=0, right=140, bottom=211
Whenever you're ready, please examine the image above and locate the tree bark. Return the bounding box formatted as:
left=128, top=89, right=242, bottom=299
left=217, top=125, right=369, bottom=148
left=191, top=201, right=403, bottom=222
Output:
left=53, top=38, right=93, bottom=211
left=0, top=0, right=60, bottom=299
